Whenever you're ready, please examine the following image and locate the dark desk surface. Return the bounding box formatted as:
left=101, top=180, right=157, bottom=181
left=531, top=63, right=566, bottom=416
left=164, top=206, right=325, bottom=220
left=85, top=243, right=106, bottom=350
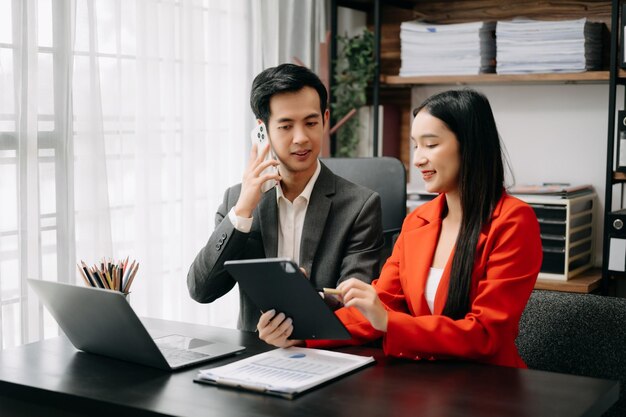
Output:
left=0, top=318, right=618, bottom=417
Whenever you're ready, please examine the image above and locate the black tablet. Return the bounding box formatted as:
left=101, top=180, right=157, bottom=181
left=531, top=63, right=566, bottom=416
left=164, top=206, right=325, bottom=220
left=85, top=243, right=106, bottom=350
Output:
left=223, top=258, right=350, bottom=340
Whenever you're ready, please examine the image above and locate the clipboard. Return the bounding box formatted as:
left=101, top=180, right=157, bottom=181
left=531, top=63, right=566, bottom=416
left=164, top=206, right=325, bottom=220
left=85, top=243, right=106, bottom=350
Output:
left=193, top=347, right=375, bottom=399
left=223, top=258, right=350, bottom=340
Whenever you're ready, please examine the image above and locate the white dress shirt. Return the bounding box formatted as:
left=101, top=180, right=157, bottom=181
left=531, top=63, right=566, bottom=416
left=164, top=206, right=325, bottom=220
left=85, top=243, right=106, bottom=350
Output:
left=228, top=160, right=322, bottom=265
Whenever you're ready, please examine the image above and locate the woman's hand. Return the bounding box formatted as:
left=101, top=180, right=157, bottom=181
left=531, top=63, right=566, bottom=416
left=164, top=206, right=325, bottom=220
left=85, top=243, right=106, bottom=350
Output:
left=338, top=278, right=388, bottom=332
left=257, top=309, right=303, bottom=348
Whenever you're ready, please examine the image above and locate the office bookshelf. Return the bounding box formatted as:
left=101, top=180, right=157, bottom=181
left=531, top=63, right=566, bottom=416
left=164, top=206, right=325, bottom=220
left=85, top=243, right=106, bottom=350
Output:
left=331, top=0, right=615, bottom=293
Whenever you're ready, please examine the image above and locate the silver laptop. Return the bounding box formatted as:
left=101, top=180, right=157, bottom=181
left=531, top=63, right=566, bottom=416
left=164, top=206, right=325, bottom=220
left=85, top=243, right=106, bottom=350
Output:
left=28, top=279, right=245, bottom=370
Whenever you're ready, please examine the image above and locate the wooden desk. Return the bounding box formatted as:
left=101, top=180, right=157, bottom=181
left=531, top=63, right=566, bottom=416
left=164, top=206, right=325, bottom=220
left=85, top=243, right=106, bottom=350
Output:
left=0, top=318, right=618, bottom=417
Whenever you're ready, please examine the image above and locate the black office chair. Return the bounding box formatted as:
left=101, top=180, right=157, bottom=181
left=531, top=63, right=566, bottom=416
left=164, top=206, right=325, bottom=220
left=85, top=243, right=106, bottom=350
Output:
left=321, top=157, right=407, bottom=265
left=516, top=290, right=626, bottom=417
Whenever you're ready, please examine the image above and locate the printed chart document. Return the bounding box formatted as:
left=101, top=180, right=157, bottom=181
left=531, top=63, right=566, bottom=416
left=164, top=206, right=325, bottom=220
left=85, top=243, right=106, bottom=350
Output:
left=194, top=347, right=375, bottom=399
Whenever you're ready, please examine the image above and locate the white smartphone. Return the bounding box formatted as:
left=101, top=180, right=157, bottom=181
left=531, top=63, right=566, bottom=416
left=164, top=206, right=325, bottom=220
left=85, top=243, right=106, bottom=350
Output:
left=250, top=122, right=277, bottom=193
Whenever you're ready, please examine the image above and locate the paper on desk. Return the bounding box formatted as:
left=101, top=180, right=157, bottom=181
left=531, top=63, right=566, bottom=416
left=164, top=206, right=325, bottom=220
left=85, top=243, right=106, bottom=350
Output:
left=196, top=347, right=374, bottom=397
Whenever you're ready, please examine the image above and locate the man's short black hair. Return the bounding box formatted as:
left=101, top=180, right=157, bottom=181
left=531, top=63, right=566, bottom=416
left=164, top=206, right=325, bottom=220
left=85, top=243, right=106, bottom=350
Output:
left=250, top=63, right=328, bottom=127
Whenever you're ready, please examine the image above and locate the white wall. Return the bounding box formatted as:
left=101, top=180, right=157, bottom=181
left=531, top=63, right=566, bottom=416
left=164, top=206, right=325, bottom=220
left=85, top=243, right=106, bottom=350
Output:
left=410, top=84, right=621, bottom=265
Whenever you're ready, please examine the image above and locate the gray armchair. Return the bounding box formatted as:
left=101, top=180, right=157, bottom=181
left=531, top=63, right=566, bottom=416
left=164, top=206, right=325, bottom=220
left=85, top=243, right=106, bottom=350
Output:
left=516, top=290, right=625, bottom=416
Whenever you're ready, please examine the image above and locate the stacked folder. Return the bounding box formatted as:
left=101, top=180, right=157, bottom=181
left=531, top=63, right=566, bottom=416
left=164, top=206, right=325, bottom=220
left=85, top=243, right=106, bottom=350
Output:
left=399, top=20, right=496, bottom=76
left=496, top=18, right=603, bottom=74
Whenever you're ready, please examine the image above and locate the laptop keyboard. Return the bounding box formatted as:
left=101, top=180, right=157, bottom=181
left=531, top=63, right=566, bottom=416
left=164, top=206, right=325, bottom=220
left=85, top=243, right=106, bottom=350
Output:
left=160, top=347, right=211, bottom=367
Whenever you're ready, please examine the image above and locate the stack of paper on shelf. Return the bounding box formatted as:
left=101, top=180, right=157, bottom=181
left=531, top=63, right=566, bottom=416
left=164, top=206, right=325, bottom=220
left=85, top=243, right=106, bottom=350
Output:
left=399, top=20, right=496, bottom=76
left=496, top=18, right=603, bottom=74
left=508, top=183, right=594, bottom=198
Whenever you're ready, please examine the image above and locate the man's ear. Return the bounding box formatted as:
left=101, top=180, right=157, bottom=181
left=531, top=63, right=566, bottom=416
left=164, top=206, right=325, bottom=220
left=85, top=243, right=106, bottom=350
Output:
left=323, top=109, right=330, bottom=125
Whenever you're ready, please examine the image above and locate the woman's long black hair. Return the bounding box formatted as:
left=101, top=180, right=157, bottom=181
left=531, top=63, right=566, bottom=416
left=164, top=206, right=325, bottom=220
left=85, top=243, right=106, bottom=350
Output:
left=413, top=89, right=504, bottom=320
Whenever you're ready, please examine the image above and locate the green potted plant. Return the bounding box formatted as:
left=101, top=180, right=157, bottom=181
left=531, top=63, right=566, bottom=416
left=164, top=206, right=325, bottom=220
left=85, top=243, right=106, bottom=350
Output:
left=332, top=29, right=376, bottom=157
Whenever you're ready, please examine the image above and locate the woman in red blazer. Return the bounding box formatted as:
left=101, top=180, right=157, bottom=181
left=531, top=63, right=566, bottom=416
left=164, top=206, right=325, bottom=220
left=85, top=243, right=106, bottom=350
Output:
left=258, top=89, right=542, bottom=368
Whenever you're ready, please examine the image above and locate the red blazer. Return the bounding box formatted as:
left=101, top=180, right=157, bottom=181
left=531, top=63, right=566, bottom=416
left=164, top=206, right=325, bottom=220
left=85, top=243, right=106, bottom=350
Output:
left=307, top=192, right=542, bottom=368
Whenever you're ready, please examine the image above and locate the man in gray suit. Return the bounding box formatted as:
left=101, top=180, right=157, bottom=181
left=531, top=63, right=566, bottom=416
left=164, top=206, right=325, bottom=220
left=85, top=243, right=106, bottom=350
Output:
left=187, top=63, right=383, bottom=332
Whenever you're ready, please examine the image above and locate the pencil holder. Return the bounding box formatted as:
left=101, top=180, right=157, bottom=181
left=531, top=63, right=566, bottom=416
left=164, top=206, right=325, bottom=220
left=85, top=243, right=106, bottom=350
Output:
left=76, top=257, right=140, bottom=295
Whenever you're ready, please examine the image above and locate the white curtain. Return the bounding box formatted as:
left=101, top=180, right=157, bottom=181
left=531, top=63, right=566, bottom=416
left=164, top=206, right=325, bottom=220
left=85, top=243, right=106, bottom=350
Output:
left=251, top=0, right=328, bottom=75
left=0, top=0, right=76, bottom=347
left=72, top=0, right=251, bottom=328
left=1, top=0, right=329, bottom=349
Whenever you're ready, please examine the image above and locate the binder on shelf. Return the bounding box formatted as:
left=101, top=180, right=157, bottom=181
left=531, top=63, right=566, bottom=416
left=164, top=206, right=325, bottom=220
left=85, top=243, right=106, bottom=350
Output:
left=621, top=4, right=626, bottom=69
left=617, top=110, right=626, bottom=172
left=607, top=209, right=626, bottom=275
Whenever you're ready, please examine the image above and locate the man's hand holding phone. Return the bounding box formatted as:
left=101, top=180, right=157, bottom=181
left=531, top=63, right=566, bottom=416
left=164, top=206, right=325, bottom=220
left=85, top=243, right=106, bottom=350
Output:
left=250, top=123, right=279, bottom=194
left=234, top=123, right=281, bottom=218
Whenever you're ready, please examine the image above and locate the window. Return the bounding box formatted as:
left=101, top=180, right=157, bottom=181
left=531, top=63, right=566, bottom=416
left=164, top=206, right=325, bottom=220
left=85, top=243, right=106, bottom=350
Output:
left=0, top=0, right=74, bottom=348
left=0, top=0, right=250, bottom=348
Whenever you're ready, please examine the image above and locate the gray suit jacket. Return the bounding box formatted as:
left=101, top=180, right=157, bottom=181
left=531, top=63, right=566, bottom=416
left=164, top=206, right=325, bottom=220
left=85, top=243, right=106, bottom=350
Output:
left=187, top=162, right=384, bottom=332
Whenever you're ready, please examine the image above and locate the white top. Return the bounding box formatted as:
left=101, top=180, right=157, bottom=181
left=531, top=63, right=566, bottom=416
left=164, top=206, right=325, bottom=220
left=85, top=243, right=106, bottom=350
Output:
left=425, top=267, right=444, bottom=314
left=228, top=160, right=321, bottom=265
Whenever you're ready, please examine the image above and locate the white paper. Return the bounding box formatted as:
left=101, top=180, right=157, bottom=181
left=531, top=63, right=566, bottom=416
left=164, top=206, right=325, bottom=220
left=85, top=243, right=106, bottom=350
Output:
left=399, top=20, right=496, bottom=76
left=197, top=347, right=374, bottom=395
left=495, top=18, right=603, bottom=74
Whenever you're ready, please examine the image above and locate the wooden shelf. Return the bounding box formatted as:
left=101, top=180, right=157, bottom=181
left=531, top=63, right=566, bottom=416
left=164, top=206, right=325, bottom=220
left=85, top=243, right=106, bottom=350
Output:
left=534, top=268, right=601, bottom=294
left=613, top=171, right=626, bottom=182
left=383, top=71, right=611, bottom=86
